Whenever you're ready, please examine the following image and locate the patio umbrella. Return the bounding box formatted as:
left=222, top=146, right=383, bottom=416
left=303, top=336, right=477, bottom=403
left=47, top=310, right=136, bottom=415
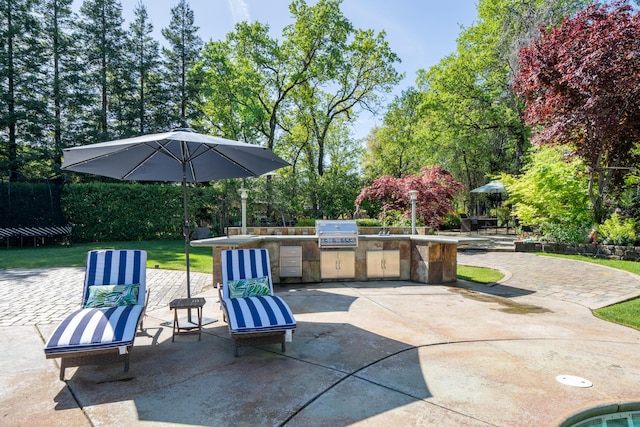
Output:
left=470, top=181, right=506, bottom=193
left=61, top=128, right=290, bottom=302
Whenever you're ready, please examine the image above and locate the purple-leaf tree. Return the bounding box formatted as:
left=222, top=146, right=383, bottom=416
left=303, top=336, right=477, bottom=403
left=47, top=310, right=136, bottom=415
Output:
left=513, top=1, right=640, bottom=223
left=355, top=166, right=464, bottom=228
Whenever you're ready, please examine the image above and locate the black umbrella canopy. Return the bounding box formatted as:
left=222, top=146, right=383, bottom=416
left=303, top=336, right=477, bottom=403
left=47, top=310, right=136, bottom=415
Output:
left=61, top=129, right=290, bottom=182
left=62, top=129, right=289, bottom=307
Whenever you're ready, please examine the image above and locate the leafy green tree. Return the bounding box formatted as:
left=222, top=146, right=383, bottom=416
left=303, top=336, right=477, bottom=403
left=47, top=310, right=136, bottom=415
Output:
left=198, top=0, right=399, bottom=219
left=161, top=0, right=202, bottom=129
left=311, top=123, right=363, bottom=218
left=196, top=21, right=273, bottom=143
left=365, top=0, right=587, bottom=203
left=362, top=88, right=426, bottom=180
left=498, top=145, right=592, bottom=242
left=513, top=2, right=640, bottom=223
left=287, top=0, right=401, bottom=176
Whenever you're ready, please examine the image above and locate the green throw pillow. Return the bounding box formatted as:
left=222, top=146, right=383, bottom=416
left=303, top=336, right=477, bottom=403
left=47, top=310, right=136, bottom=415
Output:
left=228, top=276, right=271, bottom=298
left=85, top=284, right=140, bottom=308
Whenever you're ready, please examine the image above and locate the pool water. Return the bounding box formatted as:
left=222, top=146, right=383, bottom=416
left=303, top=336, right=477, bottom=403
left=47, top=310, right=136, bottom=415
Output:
left=572, top=411, right=640, bottom=427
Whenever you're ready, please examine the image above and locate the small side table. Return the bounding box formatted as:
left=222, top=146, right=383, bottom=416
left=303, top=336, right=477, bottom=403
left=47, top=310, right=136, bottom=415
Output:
left=169, top=297, right=206, bottom=342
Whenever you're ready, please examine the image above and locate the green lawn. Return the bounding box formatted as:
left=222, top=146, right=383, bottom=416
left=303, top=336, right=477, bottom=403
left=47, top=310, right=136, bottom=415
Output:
left=0, top=240, right=213, bottom=274
left=457, top=265, right=504, bottom=285
left=594, top=298, right=640, bottom=330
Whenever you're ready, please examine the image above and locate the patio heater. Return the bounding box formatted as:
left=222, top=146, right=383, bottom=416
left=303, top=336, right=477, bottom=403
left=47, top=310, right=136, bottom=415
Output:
left=409, top=190, right=419, bottom=235
left=239, top=188, right=248, bottom=235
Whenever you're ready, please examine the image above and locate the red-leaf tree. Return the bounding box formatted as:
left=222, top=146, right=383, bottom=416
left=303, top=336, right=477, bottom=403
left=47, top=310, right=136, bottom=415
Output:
left=355, top=166, right=464, bottom=228
left=513, top=1, right=640, bottom=223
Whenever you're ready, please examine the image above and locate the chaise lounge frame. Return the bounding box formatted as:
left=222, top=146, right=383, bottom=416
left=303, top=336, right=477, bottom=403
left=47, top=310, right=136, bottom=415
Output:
left=218, top=248, right=296, bottom=356
left=44, top=249, right=148, bottom=380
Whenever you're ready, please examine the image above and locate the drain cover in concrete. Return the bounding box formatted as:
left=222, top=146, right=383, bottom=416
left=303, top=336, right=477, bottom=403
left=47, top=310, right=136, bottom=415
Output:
left=556, top=375, right=593, bottom=388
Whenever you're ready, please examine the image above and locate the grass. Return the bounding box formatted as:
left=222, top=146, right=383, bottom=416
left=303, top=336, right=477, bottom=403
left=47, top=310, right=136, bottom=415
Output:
left=539, top=252, right=640, bottom=330
left=457, top=265, right=504, bottom=285
left=0, top=240, right=213, bottom=274
left=594, top=298, right=640, bottom=330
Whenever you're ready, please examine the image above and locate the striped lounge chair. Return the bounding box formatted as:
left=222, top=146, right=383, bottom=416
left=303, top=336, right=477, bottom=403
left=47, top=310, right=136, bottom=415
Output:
left=44, top=250, right=148, bottom=380
left=219, top=249, right=296, bottom=356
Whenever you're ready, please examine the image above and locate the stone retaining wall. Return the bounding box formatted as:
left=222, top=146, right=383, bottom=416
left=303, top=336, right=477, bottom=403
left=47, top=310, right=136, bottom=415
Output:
left=515, top=241, right=640, bottom=261
left=225, top=226, right=433, bottom=236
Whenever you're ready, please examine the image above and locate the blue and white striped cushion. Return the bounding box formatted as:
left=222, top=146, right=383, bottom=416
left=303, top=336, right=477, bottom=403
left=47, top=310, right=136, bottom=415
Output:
left=221, top=249, right=272, bottom=299
left=44, top=305, right=144, bottom=354
left=222, top=295, right=296, bottom=334
left=220, top=249, right=296, bottom=334
left=45, top=249, right=147, bottom=356
left=83, top=250, right=146, bottom=305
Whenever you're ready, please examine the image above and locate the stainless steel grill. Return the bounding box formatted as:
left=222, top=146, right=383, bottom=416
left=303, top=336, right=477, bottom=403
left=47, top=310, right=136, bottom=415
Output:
left=316, top=220, right=358, bottom=248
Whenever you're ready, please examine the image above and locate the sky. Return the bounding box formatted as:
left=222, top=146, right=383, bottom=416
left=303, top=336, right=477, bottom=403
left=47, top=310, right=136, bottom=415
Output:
left=76, top=0, right=480, bottom=137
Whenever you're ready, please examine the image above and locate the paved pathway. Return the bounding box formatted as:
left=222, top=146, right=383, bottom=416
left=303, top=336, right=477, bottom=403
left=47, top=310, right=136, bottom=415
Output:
left=0, top=268, right=213, bottom=327
left=2, top=250, right=640, bottom=327
left=458, top=251, right=640, bottom=309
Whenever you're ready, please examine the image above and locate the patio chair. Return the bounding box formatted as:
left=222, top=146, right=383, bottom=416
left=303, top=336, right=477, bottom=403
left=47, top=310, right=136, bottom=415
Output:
left=218, top=248, right=296, bottom=356
left=44, top=249, right=148, bottom=380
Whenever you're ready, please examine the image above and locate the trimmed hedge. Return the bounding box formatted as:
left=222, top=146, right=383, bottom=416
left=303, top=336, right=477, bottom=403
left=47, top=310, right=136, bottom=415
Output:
left=62, top=182, right=236, bottom=242
left=0, top=180, right=67, bottom=227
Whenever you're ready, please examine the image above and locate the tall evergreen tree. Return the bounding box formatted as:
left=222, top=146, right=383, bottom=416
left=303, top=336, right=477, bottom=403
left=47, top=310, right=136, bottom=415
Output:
left=76, top=0, right=128, bottom=142
left=0, top=0, right=47, bottom=180
left=129, top=1, right=163, bottom=134
left=161, top=0, right=202, bottom=129
left=38, top=0, right=89, bottom=167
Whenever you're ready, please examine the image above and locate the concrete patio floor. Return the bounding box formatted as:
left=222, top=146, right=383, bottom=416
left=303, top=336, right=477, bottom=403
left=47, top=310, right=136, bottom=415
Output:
left=2, top=251, right=640, bottom=426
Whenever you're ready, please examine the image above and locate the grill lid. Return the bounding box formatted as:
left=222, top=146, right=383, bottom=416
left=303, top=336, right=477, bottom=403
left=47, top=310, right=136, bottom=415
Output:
left=316, top=220, right=358, bottom=234
left=316, top=220, right=358, bottom=248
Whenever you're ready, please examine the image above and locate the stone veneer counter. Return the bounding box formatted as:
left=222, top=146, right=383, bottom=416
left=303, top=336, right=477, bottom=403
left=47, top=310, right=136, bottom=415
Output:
left=192, top=234, right=487, bottom=286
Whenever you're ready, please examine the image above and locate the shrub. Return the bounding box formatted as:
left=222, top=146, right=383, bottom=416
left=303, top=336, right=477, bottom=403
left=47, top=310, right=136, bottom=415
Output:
left=354, top=218, right=382, bottom=227
left=61, top=182, right=230, bottom=242
left=380, top=209, right=420, bottom=227
left=295, top=218, right=317, bottom=227
left=499, top=145, right=592, bottom=241
left=597, top=214, right=637, bottom=246
left=441, top=213, right=462, bottom=230
left=538, top=221, right=592, bottom=243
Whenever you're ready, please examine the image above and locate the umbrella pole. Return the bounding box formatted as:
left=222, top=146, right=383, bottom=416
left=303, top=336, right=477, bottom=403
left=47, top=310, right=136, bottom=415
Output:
left=182, top=172, right=193, bottom=324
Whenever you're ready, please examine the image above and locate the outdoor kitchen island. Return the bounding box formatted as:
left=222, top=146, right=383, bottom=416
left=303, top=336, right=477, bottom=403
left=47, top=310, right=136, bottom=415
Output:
left=191, top=222, right=488, bottom=286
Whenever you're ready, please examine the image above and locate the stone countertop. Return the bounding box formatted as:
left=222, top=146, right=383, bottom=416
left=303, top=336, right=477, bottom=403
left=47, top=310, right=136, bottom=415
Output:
left=190, top=234, right=489, bottom=247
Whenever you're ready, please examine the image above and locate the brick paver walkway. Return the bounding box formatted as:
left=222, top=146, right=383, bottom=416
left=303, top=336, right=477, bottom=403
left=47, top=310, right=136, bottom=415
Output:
left=458, top=251, right=640, bottom=309
left=2, top=251, right=639, bottom=326
left=0, top=267, right=213, bottom=327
